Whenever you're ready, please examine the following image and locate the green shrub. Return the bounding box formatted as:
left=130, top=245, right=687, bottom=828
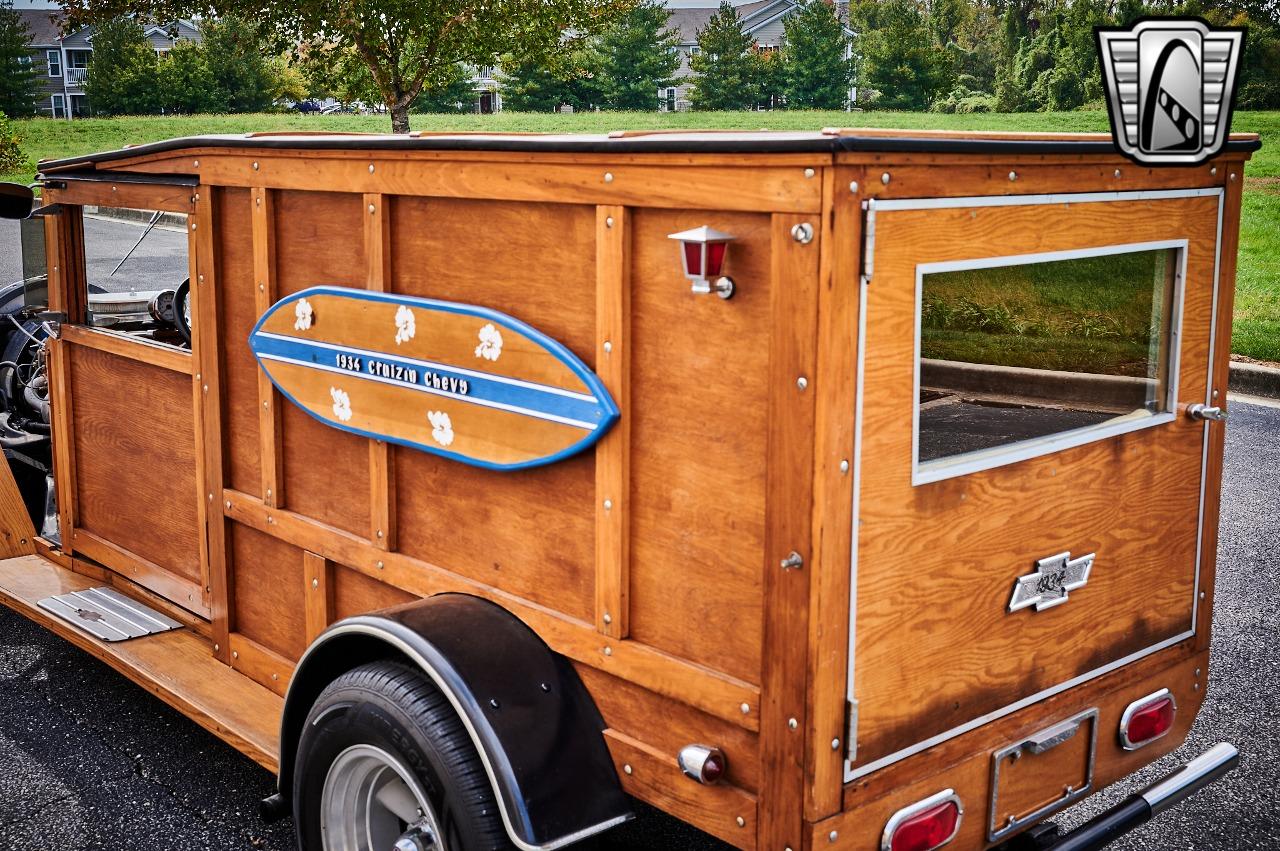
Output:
left=0, top=110, right=27, bottom=173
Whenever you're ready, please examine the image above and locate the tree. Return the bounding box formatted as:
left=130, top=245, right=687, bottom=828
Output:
left=84, top=17, right=161, bottom=115
left=499, top=47, right=596, bottom=111
left=0, top=110, right=26, bottom=174
left=59, top=0, right=633, bottom=133
left=199, top=15, right=275, bottom=112
left=300, top=43, right=381, bottom=108
left=783, top=0, right=853, bottom=109
left=267, top=53, right=308, bottom=106
left=413, top=62, right=475, bottom=112
left=592, top=0, right=680, bottom=110
left=853, top=0, right=954, bottom=110
left=688, top=1, right=758, bottom=110
left=0, top=1, right=38, bottom=117
left=156, top=37, right=221, bottom=113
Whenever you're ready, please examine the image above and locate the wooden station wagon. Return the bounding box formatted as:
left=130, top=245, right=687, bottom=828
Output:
left=0, top=126, right=1259, bottom=851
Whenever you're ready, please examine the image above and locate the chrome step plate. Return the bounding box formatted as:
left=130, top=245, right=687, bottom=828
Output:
left=37, top=586, right=182, bottom=642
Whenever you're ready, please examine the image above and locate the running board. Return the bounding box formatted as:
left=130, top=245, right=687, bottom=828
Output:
left=38, top=585, right=183, bottom=641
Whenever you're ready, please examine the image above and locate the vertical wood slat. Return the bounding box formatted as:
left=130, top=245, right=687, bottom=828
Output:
left=303, top=550, right=333, bottom=643
left=757, top=212, right=820, bottom=851
left=364, top=193, right=396, bottom=551
left=804, top=168, right=863, bottom=819
left=47, top=208, right=84, bottom=556
left=252, top=187, right=283, bottom=508
left=594, top=205, right=630, bottom=639
left=1195, top=165, right=1246, bottom=650
left=193, top=188, right=232, bottom=663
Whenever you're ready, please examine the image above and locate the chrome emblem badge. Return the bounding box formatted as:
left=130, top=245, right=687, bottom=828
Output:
left=1096, top=18, right=1245, bottom=166
left=1009, top=552, right=1095, bottom=613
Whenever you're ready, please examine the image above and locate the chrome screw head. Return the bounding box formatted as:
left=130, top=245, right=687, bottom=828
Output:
left=605, top=216, right=614, bottom=228
left=796, top=376, right=808, bottom=391
left=788, top=718, right=798, bottom=730
left=849, top=180, right=859, bottom=193
left=603, top=340, right=613, bottom=353
left=604, top=172, right=614, bottom=183
left=880, top=172, right=890, bottom=185
left=252, top=161, right=259, bottom=170
left=736, top=817, right=746, bottom=828
left=791, top=222, right=814, bottom=243
left=840, top=460, right=850, bottom=474
left=368, top=164, right=375, bottom=173
left=1008, top=171, right=1017, bottom=181
left=740, top=703, right=750, bottom=714
left=804, top=167, right=815, bottom=178
left=831, top=738, right=840, bottom=750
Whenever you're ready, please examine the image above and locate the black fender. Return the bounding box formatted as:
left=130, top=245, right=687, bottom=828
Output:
left=278, top=593, right=632, bottom=850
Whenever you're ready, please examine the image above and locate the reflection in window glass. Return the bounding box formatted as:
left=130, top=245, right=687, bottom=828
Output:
left=82, top=207, right=192, bottom=349
left=917, top=247, right=1179, bottom=470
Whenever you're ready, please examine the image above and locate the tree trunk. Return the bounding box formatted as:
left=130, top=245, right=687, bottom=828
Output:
left=390, top=102, right=410, bottom=134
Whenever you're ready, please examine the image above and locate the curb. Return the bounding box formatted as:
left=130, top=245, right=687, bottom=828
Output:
left=83, top=205, right=188, bottom=229
left=1229, top=362, right=1280, bottom=400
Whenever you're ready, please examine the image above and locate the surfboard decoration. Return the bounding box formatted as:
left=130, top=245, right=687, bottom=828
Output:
left=249, top=286, right=618, bottom=471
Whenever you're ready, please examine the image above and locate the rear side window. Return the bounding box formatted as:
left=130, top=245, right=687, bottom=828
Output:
left=914, top=243, right=1183, bottom=483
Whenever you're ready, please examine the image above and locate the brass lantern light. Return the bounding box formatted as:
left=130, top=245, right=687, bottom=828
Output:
left=668, top=225, right=736, bottom=299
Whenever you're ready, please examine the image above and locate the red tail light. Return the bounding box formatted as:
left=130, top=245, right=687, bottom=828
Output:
left=1120, top=688, right=1177, bottom=750
left=881, top=790, right=963, bottom=851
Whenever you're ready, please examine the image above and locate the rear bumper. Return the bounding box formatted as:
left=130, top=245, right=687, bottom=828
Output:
left=998, top=742, right=1238, bottom=851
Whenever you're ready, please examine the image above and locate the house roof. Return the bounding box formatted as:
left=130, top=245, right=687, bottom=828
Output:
left=17, top=9, right=64, bottom=47
left=666, top=0, right=777, bottom=45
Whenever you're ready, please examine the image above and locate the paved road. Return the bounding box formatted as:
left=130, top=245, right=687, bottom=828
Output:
left=1, top=398, right=1276, bottom=850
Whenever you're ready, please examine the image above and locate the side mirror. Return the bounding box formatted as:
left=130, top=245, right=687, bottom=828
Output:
left=0, top=182, right=35, bottom=220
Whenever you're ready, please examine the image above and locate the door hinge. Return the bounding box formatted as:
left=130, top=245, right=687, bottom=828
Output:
left=845, top=698, right=859, bottom=762
left=860, top=199, right=877, bottom=283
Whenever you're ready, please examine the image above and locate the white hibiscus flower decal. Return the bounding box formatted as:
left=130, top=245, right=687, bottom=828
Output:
left=330, top=387, right=352, bottom=422
left=294, top=298, right=314, bottom=331
left=394, top=304, right=415, bottom=345
left=427, top=410, right=454, bottom=446
left=475, top=322, right=503, bottom=361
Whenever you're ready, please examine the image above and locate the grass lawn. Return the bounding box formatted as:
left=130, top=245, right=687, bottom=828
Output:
left=3, top=109, right=1277, bottom=360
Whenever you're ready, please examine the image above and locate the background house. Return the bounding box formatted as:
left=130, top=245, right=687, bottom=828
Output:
left=660, top=0, right=855, bottom=111
left=17, top=9, right=200, bottom=118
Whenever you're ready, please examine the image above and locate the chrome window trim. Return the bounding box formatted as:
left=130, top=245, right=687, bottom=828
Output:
left=1118, top=687, right=1178, bottom=750
left=911, top=239, right=1188, bottom=486
left=844, top=187, right=1224, bottom=783
left=880, top=788, right=964, bottom=851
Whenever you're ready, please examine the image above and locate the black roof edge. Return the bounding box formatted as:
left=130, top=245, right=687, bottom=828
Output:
left=38, top=131, right=1261, bottom=172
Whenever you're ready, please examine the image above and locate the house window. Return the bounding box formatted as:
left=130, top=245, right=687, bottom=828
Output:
left=51, top=94, right=65, bottom=118
left=666, top=88, right=676, bottom=111
left=47, top=50, right=61, bottom=77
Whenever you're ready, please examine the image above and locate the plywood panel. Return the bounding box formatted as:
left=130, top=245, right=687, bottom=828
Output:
left=332, top=562, right=417, bottom=621
left=388, top=196, right=598, bottom=622
left=70, top=345, right=200, bottom=585
left=853, top=196, right=1219, bottom=767
left=230, top=521, right=306, bottom=660
left=627, top=209, right=772, bottom=684
left=273, top=190, right=370, bottom=535
left=216, top=187, right=261, bottom=496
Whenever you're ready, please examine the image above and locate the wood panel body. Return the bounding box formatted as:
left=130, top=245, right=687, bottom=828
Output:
left=24, top=143, right=1249, bottom=850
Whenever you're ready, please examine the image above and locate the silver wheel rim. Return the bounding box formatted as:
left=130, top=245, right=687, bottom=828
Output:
left=321, top=743, right=444, bottom=851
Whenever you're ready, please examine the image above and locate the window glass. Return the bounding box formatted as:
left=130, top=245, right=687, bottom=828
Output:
left=917, top=246, right=1180, bottom=474
left=81, top=207, right=192, bottom=349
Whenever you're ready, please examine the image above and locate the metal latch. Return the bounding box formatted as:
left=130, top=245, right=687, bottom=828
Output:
left=37, top=311, right=66, bottom=339
left=1022, top=716, right=1082, bottom=754
left=845, top=699, right=859, bottom=762
left=1186, top=403, right=1228, bottom=422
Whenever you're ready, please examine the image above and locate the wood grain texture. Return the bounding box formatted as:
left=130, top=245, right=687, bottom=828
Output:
left=60, top=325, right=192, bottom=374
left=48, top=341, right=77, bottom=555
left=230, top=520, right=306, bottom=660
left=252, top=187, right=283, bottom=508
left=825, top=649, right=1206, bottom=849
left=756, top=213, right=821, bottom=851
left=52, top=179, right=195, bottom=213
left=606, top=729, right=758, bottom=850
left=594, top=204, right=630, bottom=638
left=805, top=166, right=862, bottom=820
left=229, top=631, right=295, bottom=696
left=331, top=561, right=416, bottom=620
left=196, top=188, right=232, bottom=658
left=275, top=190, right=370, bottom=537
left=851, top=196, right=1220, bottom=768
left=68, top=345, right=202, bottom=589
left=0, top=554, right=281, bottom=771
left=364, top=193, right=395, bottom=550
left=627, top=208, right=771, bottom=685
left=303, top=550, right=332, bottom=643
left=108, top=153, right=824, bottom=213
left=216, top=188, right=262, bottom=498
left=71, top=528, right=207, bottom=616
left=223, top=488, right=761, bottom=729
left=0, top=449, right=36, bottom=558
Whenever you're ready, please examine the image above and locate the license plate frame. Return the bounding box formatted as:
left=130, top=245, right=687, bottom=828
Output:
left=988, top=708, right=1099, bottom=842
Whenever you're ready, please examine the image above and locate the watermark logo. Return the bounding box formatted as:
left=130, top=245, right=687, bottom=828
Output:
left=1096, top=18, right=1245, bottom=165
